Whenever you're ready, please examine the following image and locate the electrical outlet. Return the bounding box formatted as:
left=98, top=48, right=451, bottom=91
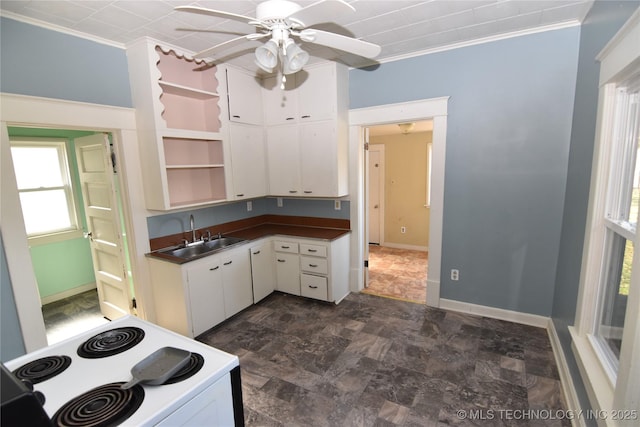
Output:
left=277, top=197, right=283, bottom=207
left=450, top=269, right=459, bottom=281
left=247, top=201, right=252, bottom=212
left=334, top=200, right=341, bottom=210
left=401, top=226, right=406, bottom=233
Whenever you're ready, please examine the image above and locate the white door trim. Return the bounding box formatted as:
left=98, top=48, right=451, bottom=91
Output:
left=349, top=97, right=449, bottom=307
left=1, top=92, right=151, bottom=352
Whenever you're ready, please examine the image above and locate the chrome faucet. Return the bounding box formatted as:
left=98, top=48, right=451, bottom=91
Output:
left=189, top=214, right=196, bottom=243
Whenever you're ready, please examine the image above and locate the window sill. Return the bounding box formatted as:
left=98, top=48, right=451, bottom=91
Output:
left=569, top=326, right=616, bottom=424
left=28, top=230, right=85, bottom=246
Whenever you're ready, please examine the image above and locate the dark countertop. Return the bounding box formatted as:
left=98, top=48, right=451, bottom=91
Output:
left=147, top=222, right=350, bottom=265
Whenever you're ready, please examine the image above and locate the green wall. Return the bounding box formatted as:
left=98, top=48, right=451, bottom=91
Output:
left=8, top=127, right=96, bottom=300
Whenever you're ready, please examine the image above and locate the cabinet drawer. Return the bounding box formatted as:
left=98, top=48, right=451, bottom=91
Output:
left=274, top=241, right=299, bottom=253
left=300, top=243, right=327, bottom=257
left=300, top=274, right=328, bottom=301
left=300, top=256, right=328, bottom=275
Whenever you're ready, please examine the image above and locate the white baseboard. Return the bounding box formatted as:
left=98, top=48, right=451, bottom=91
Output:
left=40, top=283, right=97, bottom=305
left=379, top=242, right=428, bottom=252
left=439, top=298, right=549, bottom=328
left=548, top=320, right=585, bottom=427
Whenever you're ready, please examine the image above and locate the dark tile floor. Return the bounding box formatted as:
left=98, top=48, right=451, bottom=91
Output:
left=198, top=292, right=568, bottom=426
left=41, top=289, right=109, bottom=344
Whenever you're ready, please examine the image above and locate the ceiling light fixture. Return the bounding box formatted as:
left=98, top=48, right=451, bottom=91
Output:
left=398, top=123, right=415, bottom=134
left=254, top=27, right=310, bottom=88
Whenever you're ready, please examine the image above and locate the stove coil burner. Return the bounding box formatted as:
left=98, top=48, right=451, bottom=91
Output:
left=77, top=327, right=145, bottom=359
left=13, top=355, right=72, bottom=384
left=163, top=352, right=204, bottom=384
left=52, top=382, right=144, bottom=427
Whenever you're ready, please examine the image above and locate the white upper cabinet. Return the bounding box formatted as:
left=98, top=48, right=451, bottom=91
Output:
left=263, top=62, right=349, bottom=197
left=226, top=67, right=264, bottom=125
left=263, top=75, right=298, bottom=125
left=263, top=63, right=342, bottom=125
left=266, top=125, right=301, bottom=196
left=126, top=39, right=227, bottom=210
left=228, top=123, right=267, bottom=199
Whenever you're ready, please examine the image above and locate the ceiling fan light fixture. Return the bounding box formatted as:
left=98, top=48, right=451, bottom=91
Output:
left=282, top=40, right=309, bottom=74
left=255, top=39, right=279, bottom=70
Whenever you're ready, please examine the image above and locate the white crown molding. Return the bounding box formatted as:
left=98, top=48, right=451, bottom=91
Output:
left=373, top=20, right=582, bottom=66
left=0, top=10, right=126, bottom=50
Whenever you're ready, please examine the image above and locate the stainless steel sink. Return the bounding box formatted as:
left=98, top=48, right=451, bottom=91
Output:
left=157, top=236, right=246, bottom=260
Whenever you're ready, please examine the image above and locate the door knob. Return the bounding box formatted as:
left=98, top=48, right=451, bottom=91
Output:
left=84, top=231, right=93, bottom=242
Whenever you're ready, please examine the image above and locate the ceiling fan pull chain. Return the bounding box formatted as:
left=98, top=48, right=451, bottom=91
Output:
left=281, top=74, right=287, bottom=90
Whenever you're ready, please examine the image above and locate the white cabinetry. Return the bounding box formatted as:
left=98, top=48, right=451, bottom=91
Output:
left=148, top=243, right=252, bottom=338
left=263, top=62, right=349, bottom=197
left=250, top=240, right=275, bottom=303
left=228, top=123, right=267, bottom=199
left=273, top=241, right=300, bottom=295
left=273, top=235, right=350, bottom=303
left=186, top=257, right=225, bottom=337
left=226, top=67, right=263, bottom=125
left=127, top=39, right=227, bottom=210
left=220, top=248, right=253, bottom=317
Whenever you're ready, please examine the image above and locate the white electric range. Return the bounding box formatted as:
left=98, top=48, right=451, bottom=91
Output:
left=3, top=315, right=244, bottom=426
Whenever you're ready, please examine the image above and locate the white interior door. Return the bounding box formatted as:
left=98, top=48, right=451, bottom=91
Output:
left=75, top=134, right=131, bottom=320
left=368, top=145, right=384, bottom=245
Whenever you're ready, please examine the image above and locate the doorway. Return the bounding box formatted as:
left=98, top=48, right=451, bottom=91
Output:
left=363, top=121, right=432, bottom=303
left=349, top=96, right=448, bottom=307
left=7, top=127, right=133, bottom=344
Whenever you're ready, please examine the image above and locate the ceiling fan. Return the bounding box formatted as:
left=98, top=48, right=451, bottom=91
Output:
left=174, top=0, right=381, bottom=76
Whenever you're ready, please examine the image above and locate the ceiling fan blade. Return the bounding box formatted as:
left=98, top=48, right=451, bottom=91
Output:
left=286, top=0, right=354, bottom=28
left=299, top=29, right=381, bottom=59
left=174, top=6, right=261, bottom=26
left=193, top=33, right=269, bottom=59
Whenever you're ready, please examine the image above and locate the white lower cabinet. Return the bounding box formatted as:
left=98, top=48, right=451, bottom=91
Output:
left=149, top=243, right=252, bottom=338
left=186, top=257, right=225, bottom=337
left=250, top=240, right=275, bottom=303
left=274, top=252, right=301, bottom=295
left=149, top=233, right=350, bottom=338
left=220, top=248, right=254, bottom=318
left=273, top=235, right=350, bottom=303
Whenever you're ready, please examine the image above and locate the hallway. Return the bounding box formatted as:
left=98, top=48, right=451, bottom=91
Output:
left=363, top=245, right=428, bottom=303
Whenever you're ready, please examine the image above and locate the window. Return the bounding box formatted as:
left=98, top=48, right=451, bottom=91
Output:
left=571, top=10, right=640, bottom=416
left=592, top=84, right=639, bottom=379
left=10, top=138, right=79, bottom=238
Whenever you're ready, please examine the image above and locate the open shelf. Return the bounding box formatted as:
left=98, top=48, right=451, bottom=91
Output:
left=159, top=81, right=218, bottom=99
left=166, top=167, right=226, bottom=208
left=156, top=47, right=218, bottom=93
left=163, top=138, right=224, bottom=166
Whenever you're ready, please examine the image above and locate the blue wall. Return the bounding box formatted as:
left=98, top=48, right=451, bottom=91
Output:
left=351, top=27, right=581, bottom=316
left=552, top=1, right=639, bottom=422
left=148, top=198, right=350, bottom=239
left=0, top=17, right=132, bottom=107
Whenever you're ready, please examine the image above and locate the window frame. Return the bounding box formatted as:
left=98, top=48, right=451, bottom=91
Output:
left=10, top=137, right=83, bottom=244
left=570, top=9, right=640, bottom=420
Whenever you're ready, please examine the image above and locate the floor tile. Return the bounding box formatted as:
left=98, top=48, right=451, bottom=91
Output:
left=197, top=292, right=568, bottom=426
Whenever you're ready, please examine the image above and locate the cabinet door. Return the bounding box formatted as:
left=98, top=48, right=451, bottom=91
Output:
left=187, top=259, right=225, bottom=336
left=266, top=125, right=301, bottom=196
left=300, top=121, right=338, bottom=196
left=298, top=64, right=336, bottom=122
left=221, top=249, right=253, bottom=318
left=274, top=252, right=300, bottom=295
left=227, top=68, right=263, bottom=125
left=263, top=75, right=297, bottom=125
left=250, top=242, right=275, bottom=303
left=229, top=123, right=267, bottom=199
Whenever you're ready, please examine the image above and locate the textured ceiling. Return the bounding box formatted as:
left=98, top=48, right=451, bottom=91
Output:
left=1, top=0, right=594, bottom=72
